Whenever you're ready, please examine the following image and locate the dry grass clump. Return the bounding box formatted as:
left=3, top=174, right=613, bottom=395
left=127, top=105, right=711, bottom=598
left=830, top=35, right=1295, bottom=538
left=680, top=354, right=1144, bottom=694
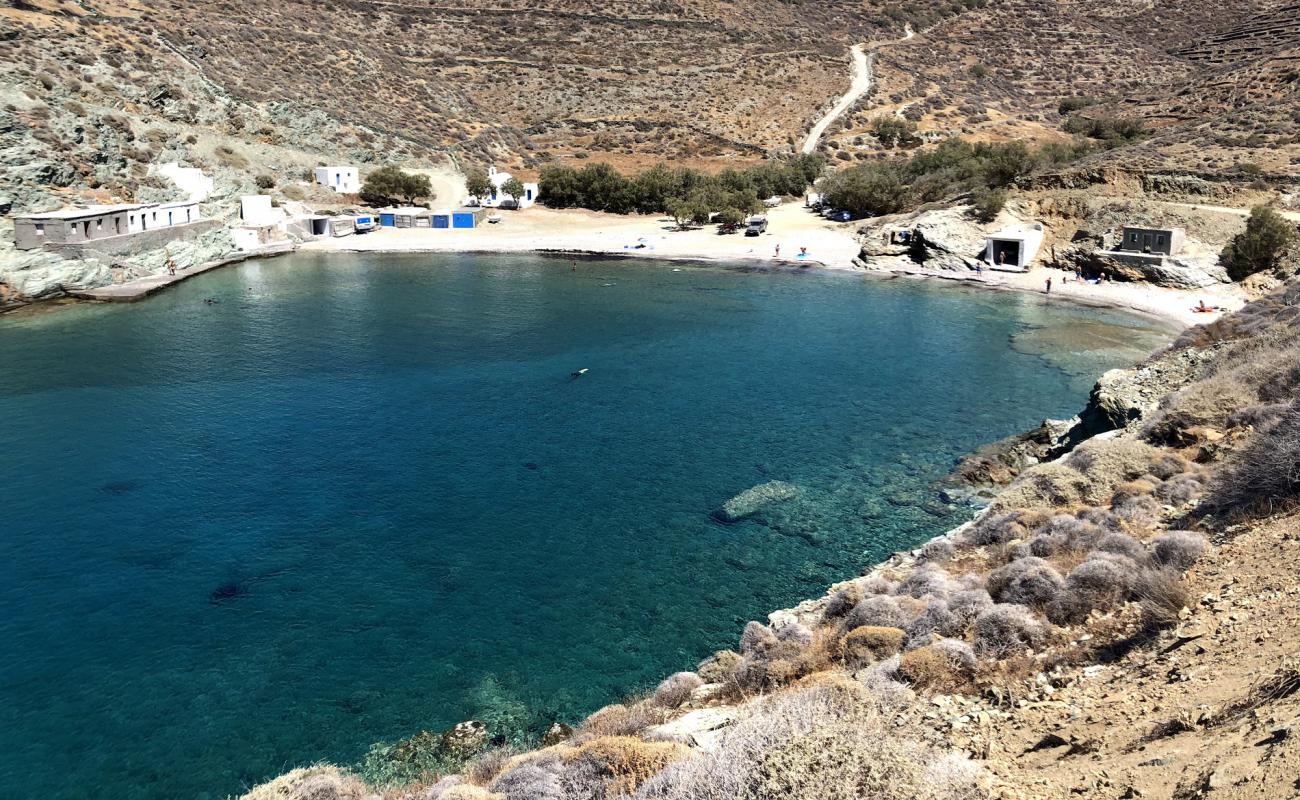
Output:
left=897, top=642, right=977, bottom=693
left=973, top=604, right=1047, bottom=657
left=633, top=678, right=984, bottom=800
left=1151, top=531, right=1209, bottom=571
left=919, top=536, right=956, bottom=562
left=1209, top=406, right=1300, bottom=515
left=239, top=765, right=368, bottom=800
left=437, top=785, right=505, bottom=800
left=904, top=600, right=962, bottom=647
left=563, top=737, right=690, bottom=799
left=730, top=625, right=838, bottom=692
left=1047, top=555, right=1133, bottom=624
left=822, top=583, right=864, bottom=620
left=1135, top=569, right=1192, bottom=631
left=840, top=625, right=905, bottom=666
left=653, top=672, right=704, bottom=709
left=581, top=702, right=666, bottom=739
left=1156, top=473, right=1204, bottom=506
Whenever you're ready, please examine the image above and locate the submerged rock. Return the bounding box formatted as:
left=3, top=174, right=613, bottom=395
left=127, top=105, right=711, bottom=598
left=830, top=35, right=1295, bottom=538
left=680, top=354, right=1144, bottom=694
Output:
left=711, top=480, right=800, bottom=523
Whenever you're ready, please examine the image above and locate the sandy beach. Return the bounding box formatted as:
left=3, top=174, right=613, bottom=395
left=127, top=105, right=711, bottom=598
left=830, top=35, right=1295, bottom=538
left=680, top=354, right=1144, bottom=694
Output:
left=302, top=202, right=1247, bottom=329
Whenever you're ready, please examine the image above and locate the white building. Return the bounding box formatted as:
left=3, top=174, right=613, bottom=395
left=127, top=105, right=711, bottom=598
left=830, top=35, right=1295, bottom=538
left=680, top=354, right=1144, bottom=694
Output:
left=475, top=166, right=539, bottom=209
left=984, top=225, right=1045, bottom=272
left=126, top=201, right=201, bottom=235
left=240, top=195, right=283, bottom=227
left=314, top=166, right=360, bottom=194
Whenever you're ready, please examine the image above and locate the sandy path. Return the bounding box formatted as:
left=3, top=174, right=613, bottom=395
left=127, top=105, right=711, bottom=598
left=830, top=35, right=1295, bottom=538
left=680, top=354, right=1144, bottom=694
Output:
left=1161, top=201, right=1300, bottom=223
left=801, top=27, right=914, bottom=155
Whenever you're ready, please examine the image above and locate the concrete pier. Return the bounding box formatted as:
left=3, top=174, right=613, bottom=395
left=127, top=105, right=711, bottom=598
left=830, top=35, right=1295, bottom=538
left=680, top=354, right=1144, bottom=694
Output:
left=68, top=243, right=295, bottom=302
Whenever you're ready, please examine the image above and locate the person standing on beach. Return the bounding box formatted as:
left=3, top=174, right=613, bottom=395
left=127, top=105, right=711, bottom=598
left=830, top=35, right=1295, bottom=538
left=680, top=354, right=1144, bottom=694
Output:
left=774, top=244, right=780, bottom=258
left=1044, top=276, right=1052, bottom=294
left=167, top=258, right=176, bottom=276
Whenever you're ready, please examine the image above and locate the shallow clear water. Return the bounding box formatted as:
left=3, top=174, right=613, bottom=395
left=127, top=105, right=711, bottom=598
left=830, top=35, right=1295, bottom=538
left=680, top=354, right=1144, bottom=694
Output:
left=0, top=253, right=1170, bottom=799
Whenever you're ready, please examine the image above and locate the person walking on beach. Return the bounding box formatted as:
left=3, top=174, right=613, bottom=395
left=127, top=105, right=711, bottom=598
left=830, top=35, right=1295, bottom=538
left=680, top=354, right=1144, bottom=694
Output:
left=774, top=244, right=780, bottom=259
left=166, top=258, right=176, bottom=276
left=1044, top=276, right=1052, bottom=294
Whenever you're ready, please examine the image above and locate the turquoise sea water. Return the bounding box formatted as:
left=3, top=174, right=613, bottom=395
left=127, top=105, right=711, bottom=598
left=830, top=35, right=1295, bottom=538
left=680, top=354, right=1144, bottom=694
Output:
left=0, top=253, right=1170, bottom=799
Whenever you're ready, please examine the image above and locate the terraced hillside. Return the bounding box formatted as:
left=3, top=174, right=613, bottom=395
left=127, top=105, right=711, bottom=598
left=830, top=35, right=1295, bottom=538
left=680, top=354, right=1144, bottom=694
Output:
left=825, top=0, right=1300, bottom=176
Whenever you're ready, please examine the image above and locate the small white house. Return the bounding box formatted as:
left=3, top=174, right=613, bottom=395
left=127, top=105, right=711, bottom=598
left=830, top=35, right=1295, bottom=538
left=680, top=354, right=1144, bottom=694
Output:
left=475, top=166, right=539, bottom=209
left=314, top=166, right=360, bottom=194
left=240, top=195, right=283, bottom=227
left=984, top=225, right=1045, bottom=271
left=126, top=201, right=200, bottom=235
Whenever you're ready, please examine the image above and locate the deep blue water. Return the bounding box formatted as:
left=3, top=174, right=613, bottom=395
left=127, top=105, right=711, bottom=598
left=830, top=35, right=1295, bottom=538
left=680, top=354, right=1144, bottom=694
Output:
left=0, top=253, right=1170, bottom=799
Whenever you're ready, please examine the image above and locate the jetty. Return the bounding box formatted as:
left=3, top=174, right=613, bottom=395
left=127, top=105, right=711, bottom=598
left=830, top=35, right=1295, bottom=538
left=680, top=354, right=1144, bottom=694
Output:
left=68, top=243, right=295, bottom=302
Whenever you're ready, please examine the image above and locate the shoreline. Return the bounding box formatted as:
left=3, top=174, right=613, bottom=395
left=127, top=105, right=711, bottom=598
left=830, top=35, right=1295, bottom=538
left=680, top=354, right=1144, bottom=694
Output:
left=6, top=203, right=1244, bottom=331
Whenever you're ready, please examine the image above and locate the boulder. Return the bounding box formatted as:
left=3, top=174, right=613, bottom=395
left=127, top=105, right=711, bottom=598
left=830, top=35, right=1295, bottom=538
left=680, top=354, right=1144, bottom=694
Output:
left=711, top=480, right=800, bottom=523
left=439, top=720, right=488, bottom=758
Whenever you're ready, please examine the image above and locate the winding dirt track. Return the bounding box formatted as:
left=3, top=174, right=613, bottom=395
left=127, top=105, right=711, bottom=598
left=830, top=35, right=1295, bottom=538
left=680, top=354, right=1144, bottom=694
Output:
left=800, top=26, right=914, bottom=155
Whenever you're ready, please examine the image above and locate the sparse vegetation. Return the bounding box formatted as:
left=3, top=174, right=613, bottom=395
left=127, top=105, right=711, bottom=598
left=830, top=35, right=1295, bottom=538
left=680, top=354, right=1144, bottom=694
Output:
left=539, top=157, right=823, bottom=219
left=1219, top=206, right=1298, bottom=281
left=360, top=166, right=433, bottom=206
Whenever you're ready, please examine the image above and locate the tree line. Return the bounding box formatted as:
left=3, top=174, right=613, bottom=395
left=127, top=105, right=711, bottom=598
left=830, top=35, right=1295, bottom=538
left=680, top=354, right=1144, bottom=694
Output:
left=538, top=156, right=825, bottom=227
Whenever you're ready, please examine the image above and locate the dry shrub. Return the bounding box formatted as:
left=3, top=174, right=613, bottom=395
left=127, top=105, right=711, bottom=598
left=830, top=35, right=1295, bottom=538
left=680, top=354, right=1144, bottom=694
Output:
left=739, top=622, right=777, bottom=655
left=985, top=556, right=1064, bottom=608
left=844, top=595, right=910, bottom=631
left=1047, top=555, right=1132, bottom=625
left=1094, top=532, right=1149, bottom=563
left=438, top=786, right=504, bottom=800
left=897, top=644, right=976, bottom=693
left=841, top=625, right=905, bottom=666
left=696, top=651, right=740, bottom=684
left=1065, top=438, right=1161, bottom=500
left=1209, top=407, right=1300, bottom=515
left=239, top=766, right=368, bottom=800
left=895, top=564, right=955, bottom=599
left=465, top=747, right=516, bottom=786
left=730, top=628, right=838, bottom=692
left=1112, top=493, right=1161, bottom=528
left=822, top=583, right=863, bottom=620
left=919, top=536, right=956, bottom=562
left=973, top=604, right=1047, bottom=657
left=489, top=755, right=564, bottom=800
left=1136, top=569, right=1191, bottom=630
left=1156, top=473, right=1204, bottom=506
left=633, top=677, right=985, bottom=800
left=563, top=737, right=690, bottom=799
left=1151, top=452, right=1194, bottom=480
left=904, top=599, right=962, bottom=647
left=581, top=703, right=665, bottom=738
left=653, top=672, right=704, bottom=709
left=1151, top=531, right=1208, bottom=571
left=1111, top=479, right=1157, bottom=505
left=992, top=462, right=1091, bottom=511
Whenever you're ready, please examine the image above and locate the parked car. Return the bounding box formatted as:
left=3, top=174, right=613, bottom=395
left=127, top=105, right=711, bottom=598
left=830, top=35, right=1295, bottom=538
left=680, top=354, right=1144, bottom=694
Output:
left=823, top=209, right=855, bottom=222
left=762, top=195, right=782, bottom=208
left=745, top=216, right=768, bottom=236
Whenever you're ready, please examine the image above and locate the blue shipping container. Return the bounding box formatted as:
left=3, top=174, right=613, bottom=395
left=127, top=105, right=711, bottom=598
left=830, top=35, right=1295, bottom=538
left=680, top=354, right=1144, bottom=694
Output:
left=379, top=213, right=396, bottom=227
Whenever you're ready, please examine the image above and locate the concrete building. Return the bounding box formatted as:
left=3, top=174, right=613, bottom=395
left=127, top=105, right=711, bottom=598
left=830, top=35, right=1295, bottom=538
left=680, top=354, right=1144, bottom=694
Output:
left=475, top=166, right=539, bottom=210
left=984, top=225, right=1045, bottom=271
left=314, top=166, right=360, bottom=194
left=392, top=207, right=428, bottom=228
left=14, top=202, right=205, bottom=253
left=240, top=195, right=283, bottom=227
left=1118, top=226, right=1184, bottom=257
left=231, top=224, right=289, bottom=252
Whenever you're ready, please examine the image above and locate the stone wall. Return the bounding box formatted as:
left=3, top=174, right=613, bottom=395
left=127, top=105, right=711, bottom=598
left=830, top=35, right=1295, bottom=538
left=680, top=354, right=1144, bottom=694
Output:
left=40, top=219, right=220, bottom=260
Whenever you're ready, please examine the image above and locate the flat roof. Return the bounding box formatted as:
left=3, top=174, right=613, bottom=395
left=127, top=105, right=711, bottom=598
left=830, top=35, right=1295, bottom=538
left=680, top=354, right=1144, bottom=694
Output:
left=18, top=203, right=147, bottom=221
left=392, top=206, right=430, bottom=214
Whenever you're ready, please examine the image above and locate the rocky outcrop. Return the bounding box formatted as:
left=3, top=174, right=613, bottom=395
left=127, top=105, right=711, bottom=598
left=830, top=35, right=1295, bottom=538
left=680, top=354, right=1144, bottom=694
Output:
left=711, top=480, right=800, bottom=523
left=858, top=206, right=1008, bottom=272
left=1057, top=246, right=1230, bottom=289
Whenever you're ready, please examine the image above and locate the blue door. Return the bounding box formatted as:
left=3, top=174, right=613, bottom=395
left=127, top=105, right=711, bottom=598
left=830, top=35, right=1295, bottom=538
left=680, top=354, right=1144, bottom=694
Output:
left=433, top=214, right=450, bottom=229
left=452, top=213, right=475, bottom=229
left=379, top=213, right=395, bottom=227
